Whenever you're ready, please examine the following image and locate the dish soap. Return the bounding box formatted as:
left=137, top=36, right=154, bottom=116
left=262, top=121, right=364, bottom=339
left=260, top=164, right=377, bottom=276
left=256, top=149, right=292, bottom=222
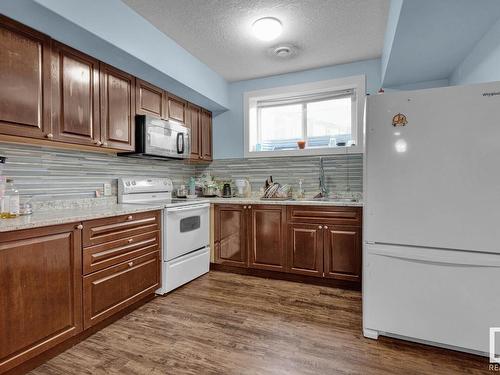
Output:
left=297, top=179, right=305, bottom=199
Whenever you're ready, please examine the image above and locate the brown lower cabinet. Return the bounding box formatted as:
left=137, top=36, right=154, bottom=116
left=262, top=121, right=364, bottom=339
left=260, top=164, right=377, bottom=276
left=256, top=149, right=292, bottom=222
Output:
left=0, top=210, right=161, bottom=374
left=0, top=223, right=82, bottom=374
left=214, top=204, right=362, bottom=284
left=83, top=251, right=160, bottom=329
left=214, top=204, right=287, bottom=271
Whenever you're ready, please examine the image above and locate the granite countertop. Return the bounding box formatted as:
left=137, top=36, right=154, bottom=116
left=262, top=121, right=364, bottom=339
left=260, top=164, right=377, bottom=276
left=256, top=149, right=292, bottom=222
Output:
left=0, top=197, right=361, bottom=233
left=0, top=203, right=165, bottom=233
left=205, top=197, right=363, bottom=207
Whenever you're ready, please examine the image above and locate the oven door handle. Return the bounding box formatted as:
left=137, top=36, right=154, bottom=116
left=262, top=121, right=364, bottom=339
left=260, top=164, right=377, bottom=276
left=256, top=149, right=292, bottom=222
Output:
left=166, top=203, right=210, bottom=212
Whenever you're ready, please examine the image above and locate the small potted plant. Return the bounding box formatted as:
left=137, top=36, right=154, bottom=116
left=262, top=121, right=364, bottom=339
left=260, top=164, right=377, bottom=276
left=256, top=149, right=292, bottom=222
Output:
left=297, top=140, right=306, bottom=149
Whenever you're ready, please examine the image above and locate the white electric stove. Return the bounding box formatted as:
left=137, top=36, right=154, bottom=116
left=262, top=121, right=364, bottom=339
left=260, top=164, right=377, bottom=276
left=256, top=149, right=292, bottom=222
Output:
left=118, top=177, right=210, bottom=294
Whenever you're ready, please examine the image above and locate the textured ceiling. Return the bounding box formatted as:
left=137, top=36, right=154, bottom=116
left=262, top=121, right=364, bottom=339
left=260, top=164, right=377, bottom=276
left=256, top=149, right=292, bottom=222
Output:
left=122, top=0, right=390, bottom=82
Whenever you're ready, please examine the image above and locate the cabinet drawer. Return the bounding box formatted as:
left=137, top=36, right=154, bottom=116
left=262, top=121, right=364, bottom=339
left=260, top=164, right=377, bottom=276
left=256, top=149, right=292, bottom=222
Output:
left=83, top=210, right=160, bottom=247
left=287, top=206, right=362, bottom=225
left=83, top=251, right=160, bottom=329
left=83, top=230, right=160, bottom=275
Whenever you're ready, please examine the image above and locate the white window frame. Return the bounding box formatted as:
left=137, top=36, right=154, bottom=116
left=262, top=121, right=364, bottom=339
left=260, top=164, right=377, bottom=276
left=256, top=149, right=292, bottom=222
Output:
left=244, top=75, right=366, bottom=158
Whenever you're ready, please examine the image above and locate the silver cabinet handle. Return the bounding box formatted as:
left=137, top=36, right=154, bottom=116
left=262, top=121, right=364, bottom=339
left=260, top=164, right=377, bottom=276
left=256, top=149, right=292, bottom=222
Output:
left=324, top=225, right=328, bottom=229
left=243, top=206, right=247, bottom=209
left=76, top=224, right=83, bottom=230
left=318, top=225, right=323, bottom=229
left=248, top=205, right=252, bottom=209
left=102, top=142, right=108, bottom=147
left=46, top=133, right=54, bottom=139
left=128, top=262, right=134, bottom=267
left=94, top=140, right=102, bottom=146
left=128, top=238, right=133, bottom=243
left=127, top=215, right=133, bottom=220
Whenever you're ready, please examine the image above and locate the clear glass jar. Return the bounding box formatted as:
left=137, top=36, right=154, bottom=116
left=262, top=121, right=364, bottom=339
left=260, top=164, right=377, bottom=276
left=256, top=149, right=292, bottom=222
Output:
left=0, top=177, right=5, bottom=219
left=3, top=179, right=19, bottom=219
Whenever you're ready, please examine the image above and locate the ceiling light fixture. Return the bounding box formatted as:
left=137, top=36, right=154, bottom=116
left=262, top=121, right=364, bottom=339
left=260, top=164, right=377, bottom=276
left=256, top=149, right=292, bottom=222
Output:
left=252, top=17, right=282, bottom=41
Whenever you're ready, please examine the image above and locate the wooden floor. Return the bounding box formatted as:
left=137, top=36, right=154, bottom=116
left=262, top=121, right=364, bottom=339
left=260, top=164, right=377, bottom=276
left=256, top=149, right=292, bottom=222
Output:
left=30, top=271, right=490, bottom=375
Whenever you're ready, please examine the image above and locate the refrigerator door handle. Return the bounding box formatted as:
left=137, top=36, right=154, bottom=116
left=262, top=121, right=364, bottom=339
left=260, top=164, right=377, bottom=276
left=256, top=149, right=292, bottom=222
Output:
left=368, top=245, right=500, bottom=268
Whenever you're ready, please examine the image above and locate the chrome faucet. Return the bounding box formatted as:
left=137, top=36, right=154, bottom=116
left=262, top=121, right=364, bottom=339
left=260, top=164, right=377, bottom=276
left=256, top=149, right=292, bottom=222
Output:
left=318, top=157, right=329, bottom=198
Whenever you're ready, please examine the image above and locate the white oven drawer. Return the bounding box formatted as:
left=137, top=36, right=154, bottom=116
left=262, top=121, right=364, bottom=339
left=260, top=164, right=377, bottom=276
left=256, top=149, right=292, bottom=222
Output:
left=157, top=247, right=210, bottom=294
left=164, top=203, right=209, bottom=261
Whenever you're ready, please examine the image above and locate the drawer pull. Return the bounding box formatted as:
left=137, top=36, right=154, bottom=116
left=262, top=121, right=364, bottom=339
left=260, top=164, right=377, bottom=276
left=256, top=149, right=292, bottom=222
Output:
left=248, top=205, right=252, bottom=209
left=318, top=225, right=323, bottom=229
left=127, top=215, right=133, bottom=221
left=324, top=225, right=328, bottom=229
left=243, top=206, right=247, bottom=209
left=128, top=238, right=133, bottom=243
left=128, top=262, right=134, bottom=267
left=76, top=224, right=83, bottom=230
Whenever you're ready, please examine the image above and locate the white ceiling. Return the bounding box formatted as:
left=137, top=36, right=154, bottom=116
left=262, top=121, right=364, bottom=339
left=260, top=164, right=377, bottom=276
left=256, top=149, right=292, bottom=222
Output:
left=122, top=0, right=390, bottom=82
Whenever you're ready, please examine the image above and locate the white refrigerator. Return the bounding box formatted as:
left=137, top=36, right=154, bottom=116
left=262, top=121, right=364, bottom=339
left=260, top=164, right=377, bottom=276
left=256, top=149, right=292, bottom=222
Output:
left=363, top=81, right=500, bottom=357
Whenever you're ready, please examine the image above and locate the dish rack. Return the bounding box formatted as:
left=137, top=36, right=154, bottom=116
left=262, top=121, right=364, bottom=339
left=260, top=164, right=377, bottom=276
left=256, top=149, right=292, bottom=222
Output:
left=261, top=183, right=292, bottom=200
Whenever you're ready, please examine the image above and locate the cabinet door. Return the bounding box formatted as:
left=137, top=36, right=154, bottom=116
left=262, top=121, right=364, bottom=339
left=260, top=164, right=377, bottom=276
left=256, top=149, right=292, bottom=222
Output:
left=287, top=223, right=324, bottom=277
left=51, top=42, right=100, bottom=146
left=83, top=251, right=160, bottom=329
left=248, top=205, right=286, bottom=272
left=323, top=225, right=361, bottom=282
left=214, top=204, right=247, bottom=267
left=167, top=93, right=186, bottom=123
left=187, top=104, right=201, bottom=160
left=100, top=63, right=135, bottom=150
left=0, top=16, right=51, bottom=139
left=135, top=79, right=165, bottom=119
left=200, top=109, right=213, bottom=162
left=0, top=223, right=82, bottom=373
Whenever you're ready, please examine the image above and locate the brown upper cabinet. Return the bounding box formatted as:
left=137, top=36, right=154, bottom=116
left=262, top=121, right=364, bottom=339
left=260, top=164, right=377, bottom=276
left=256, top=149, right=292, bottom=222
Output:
left=51, top=42, right=101, bottom=146
left=0, top=15, right=52, bottom=139
left=200, top=109, right=213, bottom=161
left=0, top=15, right=213, bottom=157
left=167, top=93, right=187, bottom=123
left=100, top=63, right=135, bottom=151
left=187, top=104, right=201, bottom=160
left=135, top=79, right=166, bottom=119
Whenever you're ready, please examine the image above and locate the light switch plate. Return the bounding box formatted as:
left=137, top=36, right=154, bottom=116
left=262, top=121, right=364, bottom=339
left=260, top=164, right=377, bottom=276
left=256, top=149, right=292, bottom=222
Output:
left=103, top=183, right=112, bottom=196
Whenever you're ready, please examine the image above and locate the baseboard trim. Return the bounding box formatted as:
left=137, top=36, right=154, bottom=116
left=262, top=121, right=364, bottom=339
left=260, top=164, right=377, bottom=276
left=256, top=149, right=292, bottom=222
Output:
left=210, top=263, right=361, bottom=290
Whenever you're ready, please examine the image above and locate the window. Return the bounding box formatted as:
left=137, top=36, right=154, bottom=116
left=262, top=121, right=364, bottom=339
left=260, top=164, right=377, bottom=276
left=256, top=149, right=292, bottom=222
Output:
left=245, top=75, right=365, bottom=157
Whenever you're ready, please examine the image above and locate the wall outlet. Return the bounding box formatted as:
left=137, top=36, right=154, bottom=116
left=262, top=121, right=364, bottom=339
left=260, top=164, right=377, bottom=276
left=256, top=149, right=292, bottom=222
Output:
left=103, top=183, right=112, bottom=196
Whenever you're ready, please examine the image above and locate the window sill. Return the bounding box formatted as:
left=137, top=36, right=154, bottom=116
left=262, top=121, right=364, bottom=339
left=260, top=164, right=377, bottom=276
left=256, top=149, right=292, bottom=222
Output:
left=244, top=145, right=362, bottom=158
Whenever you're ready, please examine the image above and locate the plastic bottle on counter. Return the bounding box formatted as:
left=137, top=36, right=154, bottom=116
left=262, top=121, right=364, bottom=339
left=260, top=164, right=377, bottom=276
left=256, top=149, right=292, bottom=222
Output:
left=188, top=177, right=196, bottom=196
left=0, top=177, right=6, bottom=219
left=3, top=179, right=19, bottom=218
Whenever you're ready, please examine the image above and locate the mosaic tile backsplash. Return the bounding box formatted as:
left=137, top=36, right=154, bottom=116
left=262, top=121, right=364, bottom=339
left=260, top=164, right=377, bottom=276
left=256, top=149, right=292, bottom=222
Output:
left=0, top=142, right=193, bottom=202
left=196, top=154, right=363, bottom=199
left=0, top=142, right=362, bottom=203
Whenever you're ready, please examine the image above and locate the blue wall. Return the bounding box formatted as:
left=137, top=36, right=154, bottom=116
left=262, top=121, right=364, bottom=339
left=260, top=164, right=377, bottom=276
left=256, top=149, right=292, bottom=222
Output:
left=213, top=59, right=382, bottom=159
left=450, top=17, right=500, bottom=85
